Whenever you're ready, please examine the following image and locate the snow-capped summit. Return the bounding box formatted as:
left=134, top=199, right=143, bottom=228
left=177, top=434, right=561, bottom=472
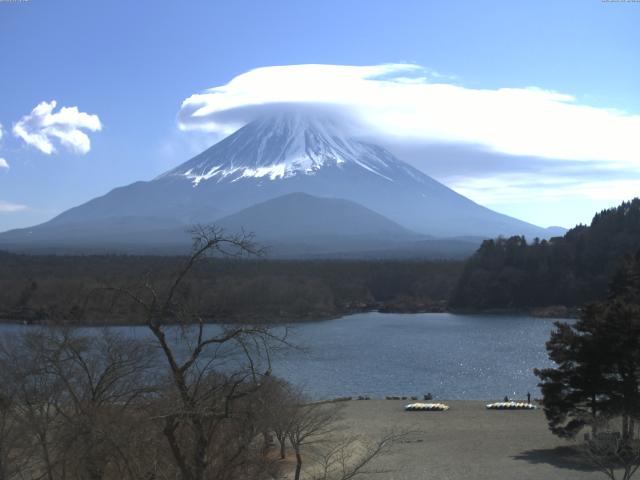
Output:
left=160, top=112, right=413, bottom=185
left=0, top=111, right=562, bottom=254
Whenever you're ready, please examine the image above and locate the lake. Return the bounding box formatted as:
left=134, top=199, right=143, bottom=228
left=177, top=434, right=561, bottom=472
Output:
left=0, top=312, right=564, bottom=400
left=273, top=312, right=561, bottom=400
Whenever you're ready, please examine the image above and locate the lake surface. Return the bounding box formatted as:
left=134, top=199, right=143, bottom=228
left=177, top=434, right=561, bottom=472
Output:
left=273, top=312, right=561, bottom=400
left=0, top=312, right=564, bottom=400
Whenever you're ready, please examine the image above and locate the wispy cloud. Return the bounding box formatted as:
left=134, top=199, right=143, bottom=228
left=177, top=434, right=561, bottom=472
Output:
left=452, top=175, right=640, bottom=205
left=13, top=100, right=102, bottom=155
left=0, top=201, right=27, bottom=213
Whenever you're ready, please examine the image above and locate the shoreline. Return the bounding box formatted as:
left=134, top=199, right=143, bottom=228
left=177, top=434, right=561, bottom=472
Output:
left=0, top=304, right=578, bottom=327
left=315, top=396, right=542, bottom=404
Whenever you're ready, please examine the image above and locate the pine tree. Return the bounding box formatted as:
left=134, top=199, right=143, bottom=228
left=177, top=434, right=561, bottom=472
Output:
left=535, top=251, right=640, bottom=440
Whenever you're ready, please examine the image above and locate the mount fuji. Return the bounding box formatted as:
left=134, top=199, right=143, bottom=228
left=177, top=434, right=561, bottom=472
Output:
left=0, top=112, right=561, bottom=256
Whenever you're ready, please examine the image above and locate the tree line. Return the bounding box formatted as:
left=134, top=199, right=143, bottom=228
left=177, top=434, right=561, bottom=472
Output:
left=450, top=198, right=640, bottom=311
left=0, top=250, right=462, bottom=325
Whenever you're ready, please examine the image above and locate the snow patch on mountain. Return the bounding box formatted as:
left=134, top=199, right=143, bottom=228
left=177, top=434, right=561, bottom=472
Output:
left=162, top=112, right=399, bottom=185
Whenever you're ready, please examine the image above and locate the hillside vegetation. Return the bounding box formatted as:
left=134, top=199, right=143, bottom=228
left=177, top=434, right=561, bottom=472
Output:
left=0, top=254, right=462, bottom=324
left=450, top=198, right=640, bottom=311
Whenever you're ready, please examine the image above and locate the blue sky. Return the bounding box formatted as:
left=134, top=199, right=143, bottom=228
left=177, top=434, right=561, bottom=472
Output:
left=0, top=0, right=638, bottom=231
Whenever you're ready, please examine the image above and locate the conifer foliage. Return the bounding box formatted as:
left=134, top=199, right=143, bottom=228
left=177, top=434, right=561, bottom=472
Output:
left=535, top=251, right=640, bottom=442
left=452, top=198, right=640, bottom=310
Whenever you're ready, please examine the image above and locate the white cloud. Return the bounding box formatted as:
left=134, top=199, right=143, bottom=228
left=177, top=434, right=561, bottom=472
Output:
left=175, top=64, right=640, bottom=227
left=0, top=124, right=7, bottom=169
left=178, top=64, right=640, bottom=167
left=13, top=100, right=102, bottom=155
left=0, top=201, right=27, bottom=213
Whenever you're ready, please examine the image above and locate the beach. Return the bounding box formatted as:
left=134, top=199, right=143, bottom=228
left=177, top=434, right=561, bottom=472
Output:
left=332, top=400, right=605, bottom=480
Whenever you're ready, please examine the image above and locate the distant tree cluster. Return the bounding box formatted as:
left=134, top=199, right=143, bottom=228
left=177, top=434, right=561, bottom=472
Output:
left=0, top=252, right=462, bottom=325
left=451, top=198, right=640, bottom=311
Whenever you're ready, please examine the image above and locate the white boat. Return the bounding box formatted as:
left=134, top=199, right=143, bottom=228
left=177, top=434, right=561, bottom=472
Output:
left=405, top=402, right=450, bottom=411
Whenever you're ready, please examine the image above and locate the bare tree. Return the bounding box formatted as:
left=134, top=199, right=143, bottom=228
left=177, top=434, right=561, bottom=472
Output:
left=245, top=375, right=298, bottom=461
left=582, top=416, right=640, bottom=480
left=99, top=226, right=287, bottom=480
left=0, top=327, right=161, bottom=480
left=287, top=398, right=344, bottom=480
left=0, top=330, right=66, bottom=480
left=311, top=431, right=409, bottom=480
left=0, top=373, right=26, bottom=480
left=282, top=392, right=410, bottom=480
left=44, top=329, right=157, bottom=480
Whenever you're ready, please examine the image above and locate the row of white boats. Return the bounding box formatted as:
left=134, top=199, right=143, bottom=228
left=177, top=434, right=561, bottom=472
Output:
left=404, top=401, right=537, bottom=412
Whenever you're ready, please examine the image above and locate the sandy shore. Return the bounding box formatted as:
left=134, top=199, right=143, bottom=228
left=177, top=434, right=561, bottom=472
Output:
left=332, top=400, right=605, bottom=480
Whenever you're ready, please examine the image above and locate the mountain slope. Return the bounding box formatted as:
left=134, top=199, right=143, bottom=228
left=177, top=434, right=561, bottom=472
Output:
left=0, top=112, right=558, bottom=254
left=212, top=192, right=434, bottom=256
left=215, top=192, right=418, bottom=239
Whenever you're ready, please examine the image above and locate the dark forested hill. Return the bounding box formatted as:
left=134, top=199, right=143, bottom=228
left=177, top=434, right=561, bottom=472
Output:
left=0, top=253, right=462, bottom=324
left=450, top=198, right=640, bottom=311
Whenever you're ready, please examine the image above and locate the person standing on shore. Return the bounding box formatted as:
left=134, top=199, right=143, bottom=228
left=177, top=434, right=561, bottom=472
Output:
left=527, top=392, right=531, bottom=404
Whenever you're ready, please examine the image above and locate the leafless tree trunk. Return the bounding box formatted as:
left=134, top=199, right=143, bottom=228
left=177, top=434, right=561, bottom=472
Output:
left=286, top=398, right=343, bottom=480
left=277, top=434, right=287, bottom=460
left=0, top=326, right=159, bottom=480
left=0, top=330, right=65, bottom=480
left=0, top=388, right=22, bottom=480
left=311, top=431, right=411, bottom=480
left=99, top=226, right=286, bottom=480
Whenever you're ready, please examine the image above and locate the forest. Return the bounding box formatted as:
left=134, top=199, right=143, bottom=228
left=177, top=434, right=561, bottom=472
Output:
left=0, top=248, right=462, bottom=324
left=450, top=198, right=640, bottom=311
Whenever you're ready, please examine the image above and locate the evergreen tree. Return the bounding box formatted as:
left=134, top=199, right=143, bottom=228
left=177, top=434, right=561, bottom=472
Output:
left=451, top=198, right=640, bottom=311
left=535, top=252, right=640, bottom=441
